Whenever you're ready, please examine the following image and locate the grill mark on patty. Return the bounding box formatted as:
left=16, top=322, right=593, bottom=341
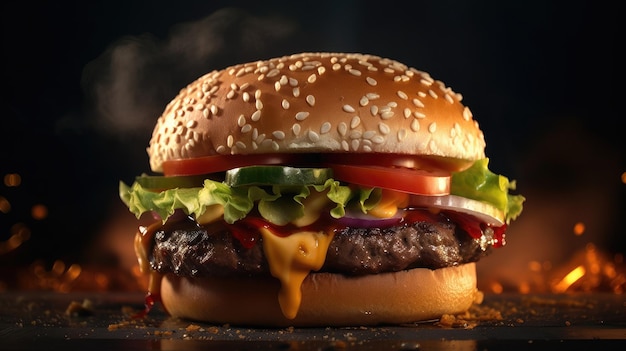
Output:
left=149, top=217, right=492, bottom=277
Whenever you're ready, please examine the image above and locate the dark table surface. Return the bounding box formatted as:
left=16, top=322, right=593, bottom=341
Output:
left=1, top=291, right=624, bottom=350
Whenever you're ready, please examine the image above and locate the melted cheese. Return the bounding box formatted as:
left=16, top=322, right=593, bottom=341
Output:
left=368, top=189, right=409, bottom=218
left=290, top=190, right=329, bottom=227
left=196, top=204, right=224, bottom=225
left=135, top=223, right=163, bottom=295
left=259, top=228, right=334, bottom=319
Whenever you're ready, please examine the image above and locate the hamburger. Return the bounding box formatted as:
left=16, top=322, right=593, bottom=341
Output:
left=119, top=52, right=524, bottom=327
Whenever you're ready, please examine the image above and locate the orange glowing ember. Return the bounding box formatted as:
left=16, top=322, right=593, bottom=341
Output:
left=549, top=244, right=625, bottom=294
left=554, top=265, right=586, bottom=293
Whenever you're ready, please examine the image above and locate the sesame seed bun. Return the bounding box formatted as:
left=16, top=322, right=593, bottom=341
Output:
left=148, top=52, right=486, bottom=173
left=160, top=263, right=479, bottom=327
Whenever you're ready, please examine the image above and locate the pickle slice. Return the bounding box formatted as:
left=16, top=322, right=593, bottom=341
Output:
left=225, top=166, right=333, bottom=187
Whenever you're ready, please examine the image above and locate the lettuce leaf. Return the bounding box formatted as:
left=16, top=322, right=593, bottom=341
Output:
left=451, top=158, right=525, bottom=224
left=120, top=177, right=375, bottom=225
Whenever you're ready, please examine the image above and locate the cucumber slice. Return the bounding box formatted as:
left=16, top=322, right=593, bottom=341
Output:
left=135, top=174, right=207, bottom=190
left=225, top=166, right=333, bottom=187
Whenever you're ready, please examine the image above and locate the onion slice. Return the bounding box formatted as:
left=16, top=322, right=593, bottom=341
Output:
left=409, top=195, right=505, bottom=226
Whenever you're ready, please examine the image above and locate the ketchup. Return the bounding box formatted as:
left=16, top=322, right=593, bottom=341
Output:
left=133, top=291, right=162, bottom=319
left=227, top=209, right=507, bottom=250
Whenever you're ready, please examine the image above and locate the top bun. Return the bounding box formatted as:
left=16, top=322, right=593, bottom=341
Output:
left=148, top=53, right=486, bottom=173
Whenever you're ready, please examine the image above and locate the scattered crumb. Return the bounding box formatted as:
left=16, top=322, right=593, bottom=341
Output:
left=64, top=299, right=94, bottom=317
left=185, top=324, right=201, bottom=332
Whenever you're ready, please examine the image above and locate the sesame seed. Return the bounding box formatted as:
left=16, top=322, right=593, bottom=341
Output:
left=317, top=66, right=326, bottom=75
left=350, top=116, right=361, bottom=129
left=351, top=139, right=360, bottom=151
left=398, top=128, right=407, bottom=141
left=307, top=74, right=317, bottom=83
left=308, top=130, right=320, bottom=142
left=282, top=99, right=290, bottom=109
left=403, top=108, right=411, bottom=118
left=411, top=119, right=420, bottom=132
left=463, top=107, right=472, bottom=121
left=256, top=100, right=263, bottom=110
left=226, top=90, right=236, bottom=99
left=295, top=111, right=309, bottom=121
left=412, top=98, right=424, bottom=108
left=289, top=77, right=298, bottom=86
left=237, top=115, right=246, bottom=127
left=306, top=95, right=315, bottom=106
left=271, top=141, right=280, bottom=151
left=292, top=123, right=301, bottom=135
left=379, top=123, right=390, bottom=134
left=332, top=63, right=341, bottom=71
left=243, top=92, right=251, bottom=102
left=380, top=111, right=394, bottom=119
left=293, top=87, right=300, bottom=97
left=235, top=141, right=246, bottom=150
left=359, top=96, right=369, bottom=106
left=349, top=69, right=361, bottom=76
left=210, top=105, right=219, bottom=115
left=337, top=122, right=347, bottom=136
left=341, top=140, right=350, bottom=151
left=363, top=130, right=376, bottom=139
left=251, top=110, right=262, bottom=121
left=230, top=83, right=239, bottom=91
left=320, top=122, right=332, bottom=134
left=255, top=89, right=262, bottom=99
left=428, top=90, right=438, bottom=99
left=418, top=91, right=427, bottom=98
left=366, top=93, right=380, bottom=100
left=227, top=135, right=234, bottom=147
left=279, top=75, right=288, bottom=85
left=343, top=104, right=356, bottom=113
left=372, top=135, right=385, bottom=144
left=428, top=122, right=437, bottom=133
left=241, top=124, right=252, bottom=133
left=202, top=108, right=210, bottom=118
left=414, top=111, right=426, bottom=119
left=366, top=77, right=377, bottom=86
left=445, top=93, right=454, bottom=104
left=267, top=68, right=280, bottom=77
left=273, top=131, right=286, bottom=140
left=370, top=105, right=379, bottom=116
left=274, top=81, right=281, bottom=92
left=397, top=91, right=408, bottom=100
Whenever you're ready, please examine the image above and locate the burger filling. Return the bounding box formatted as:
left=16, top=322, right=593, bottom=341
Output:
left=120, top=157, right=524, bottom=319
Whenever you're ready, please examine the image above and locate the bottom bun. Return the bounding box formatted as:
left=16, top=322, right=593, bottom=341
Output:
left=160, top=263, right=478, bottom=327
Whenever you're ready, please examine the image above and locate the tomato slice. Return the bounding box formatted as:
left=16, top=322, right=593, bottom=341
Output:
left=328, top=164, right=450, bottom=196
left=162, top=154, right=303, bottom=176
left=324, top=153, right=473, bottom=172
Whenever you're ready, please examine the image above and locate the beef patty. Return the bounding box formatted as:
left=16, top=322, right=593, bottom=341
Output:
left=149, top=214, right=494, bottom=277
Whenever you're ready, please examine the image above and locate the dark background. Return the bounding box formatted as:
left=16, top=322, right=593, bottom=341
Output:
left=1, top=0, right=624, bottom=288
